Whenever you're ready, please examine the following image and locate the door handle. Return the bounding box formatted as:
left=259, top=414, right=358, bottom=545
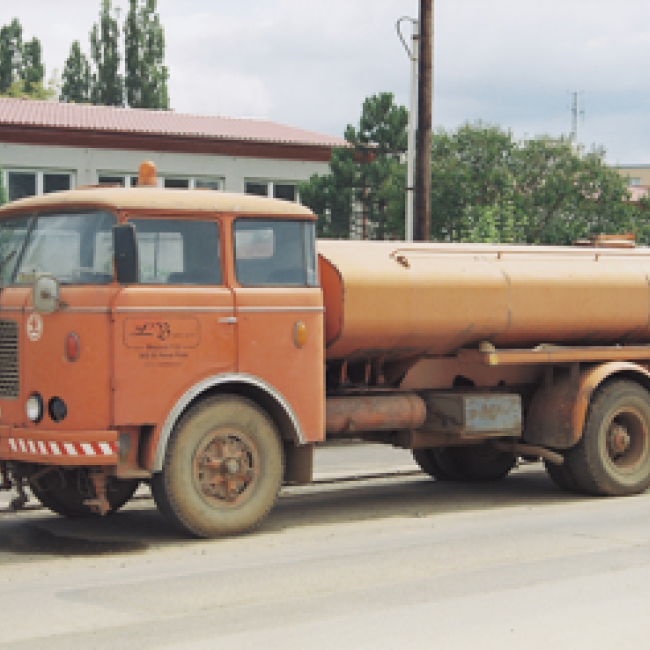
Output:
left=218, top=316, right=237, bottom=324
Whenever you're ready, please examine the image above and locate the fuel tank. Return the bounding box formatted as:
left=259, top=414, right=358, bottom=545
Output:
left=317, top=240, right=650, bottom=362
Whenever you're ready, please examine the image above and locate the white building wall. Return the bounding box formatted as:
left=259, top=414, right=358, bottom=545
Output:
left=0, top=142, right=329, bottom=197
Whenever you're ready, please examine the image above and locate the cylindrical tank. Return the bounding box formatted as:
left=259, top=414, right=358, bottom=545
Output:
left=318, top=240, right=650, bottom=362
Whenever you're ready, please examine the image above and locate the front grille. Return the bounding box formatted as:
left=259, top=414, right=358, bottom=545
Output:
left=0, top=319, right=19, bottom=398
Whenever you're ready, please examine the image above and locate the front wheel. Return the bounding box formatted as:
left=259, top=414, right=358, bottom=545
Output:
left=153, top=395, right=284, bottom=538
left=565, top=381, right=650, bottom=496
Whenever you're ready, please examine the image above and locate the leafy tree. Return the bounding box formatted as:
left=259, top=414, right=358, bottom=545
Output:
left=0, top=18, right=22, bottom=94
left=90, top=0, right=123, bottom=106
left=430, top=123, right=646, bottom=245
left=300, top=93, right=408, bottom=239
left=124, top=0, right=169, bottom=109
left=60, top=41, right=91, bottom=103
left=20, top=37, right=44, bottom=95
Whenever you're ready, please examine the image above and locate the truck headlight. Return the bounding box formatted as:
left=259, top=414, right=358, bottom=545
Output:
left=26, top=394, right=43, bottom=423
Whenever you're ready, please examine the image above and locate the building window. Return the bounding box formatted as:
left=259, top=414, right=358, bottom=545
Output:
left=245, top=180, right=299, bottom=203
left=5, top=169, right=73, bottom=202
left=99, top=173, right=223, bottom=191
left=628, top=177, right=642, bottom=186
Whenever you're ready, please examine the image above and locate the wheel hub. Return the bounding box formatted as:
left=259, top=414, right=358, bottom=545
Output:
left=608, top=423, right=631, bottom=456
left=193, top=432, right=258, bottom=505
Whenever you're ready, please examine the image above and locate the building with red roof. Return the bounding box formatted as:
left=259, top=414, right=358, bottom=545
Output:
left=0, top=97, right=346, bottom=202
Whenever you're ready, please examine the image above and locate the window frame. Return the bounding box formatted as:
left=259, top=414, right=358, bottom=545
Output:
left=3, top=168, right=75, bottom=202
left=128, top=215, right=224, bottom=287
left=233, top=217, right=317, bottom=288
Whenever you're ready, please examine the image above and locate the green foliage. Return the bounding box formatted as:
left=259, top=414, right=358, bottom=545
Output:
left=21, top=37, right=44, bottom=95
left=90, top=0, right=124, bottom=106
left=430, top=123, right=646, bottom=245
left=0, top=18, right=22, bottom=94
left=299, top=93, right=408, bottom=239
left=124, top=0, right=169, bottom=109
left=60, top=41, right=91, bottom=103
left=0, top=19, right=46, bottom=99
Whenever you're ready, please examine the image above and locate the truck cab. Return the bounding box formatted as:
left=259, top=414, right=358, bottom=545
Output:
left=0, top=162, right=323, bottom=535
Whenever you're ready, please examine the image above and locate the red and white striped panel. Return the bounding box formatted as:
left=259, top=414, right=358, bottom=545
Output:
left=8, top=438, right=118, bottom=457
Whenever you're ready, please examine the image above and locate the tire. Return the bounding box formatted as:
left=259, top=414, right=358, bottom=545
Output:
left=414, top=443, right=516, bottom=482
left=153, top=395, right=284, bottom=538
left=564, top=381, right=650, bottom=496
left=543, top=458, right=580, bottom=493
left=30, top=470, right=139, bottom=518
left=412, top=447, right=464, bottom=481
left=445, top=443, right=517, bottom=481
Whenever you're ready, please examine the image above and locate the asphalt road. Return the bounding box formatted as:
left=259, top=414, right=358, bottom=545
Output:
left=1, top=446, right=650, bottom=649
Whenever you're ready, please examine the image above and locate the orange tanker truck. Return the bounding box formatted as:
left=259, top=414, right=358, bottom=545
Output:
left=1, top=161, right=649, bottom=537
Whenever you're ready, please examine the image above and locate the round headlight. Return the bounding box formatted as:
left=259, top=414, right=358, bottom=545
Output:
left=26, top=394, right=43, bottom=423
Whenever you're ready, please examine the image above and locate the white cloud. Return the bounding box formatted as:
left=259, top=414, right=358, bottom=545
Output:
left=4, top=0, right=650, bottom=160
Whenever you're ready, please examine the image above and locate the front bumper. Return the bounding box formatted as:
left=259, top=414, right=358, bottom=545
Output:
left=0, top=426, right=118, bottom=466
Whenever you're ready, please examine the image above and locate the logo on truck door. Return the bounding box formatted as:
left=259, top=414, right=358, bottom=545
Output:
left=123, top=317, right=200, bottom=365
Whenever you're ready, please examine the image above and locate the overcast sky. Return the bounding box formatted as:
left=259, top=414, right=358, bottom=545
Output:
left=6, top=0, right=650, bottom=163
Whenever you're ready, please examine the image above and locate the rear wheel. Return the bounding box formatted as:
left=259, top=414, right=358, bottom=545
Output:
left=153, top=395, right=284, bottom=538
left=544, top=458, right=580, bottom=493
left=412, top=447, right=462, bottom=481
left=30, top=470, right=139, bottom=518
left=414, top=443, right=516, bottom=482
left=565, top=381, right=650, bottom=496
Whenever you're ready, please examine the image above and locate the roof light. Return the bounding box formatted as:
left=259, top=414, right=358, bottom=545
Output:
left=138, top=160, right=158, bottom=187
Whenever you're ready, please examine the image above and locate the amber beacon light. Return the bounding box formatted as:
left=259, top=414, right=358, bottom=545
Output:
left=138, top=160, right=158, bottom=187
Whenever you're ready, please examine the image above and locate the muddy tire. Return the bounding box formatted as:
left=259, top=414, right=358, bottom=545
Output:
left=30, top=470, right=139, bottom=518
left=412, top=447, right=463, bottom=481
left=564, top=381, right=650, bottom=496
left=543, top=458, right=580, bottom=493
left=445, top=443, right=516, bottom=481
left=153, top=395, right=284, bottom=538
left=414, top=444, right=515, bottom=482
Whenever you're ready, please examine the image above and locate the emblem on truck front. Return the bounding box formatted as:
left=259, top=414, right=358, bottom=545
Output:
left=26, top=313, right=43, bottom=342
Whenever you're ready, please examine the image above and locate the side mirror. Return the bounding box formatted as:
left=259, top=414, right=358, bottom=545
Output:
left=32, top=274, right=60, bottom=314
left=113, top=224, right=139, bottom=285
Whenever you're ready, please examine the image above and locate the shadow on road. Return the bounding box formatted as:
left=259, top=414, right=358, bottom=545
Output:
left=0, top=467, right=589, bottom=562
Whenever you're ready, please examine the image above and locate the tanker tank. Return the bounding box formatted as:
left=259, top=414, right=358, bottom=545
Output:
left=317, top=240, right=650, bottom=362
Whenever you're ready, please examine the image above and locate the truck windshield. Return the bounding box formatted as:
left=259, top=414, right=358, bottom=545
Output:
left=8, top=210, right=116, bottom=285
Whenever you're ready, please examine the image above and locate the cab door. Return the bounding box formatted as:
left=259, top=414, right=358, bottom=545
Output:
left=112, top=215, right=235, bottom=426
left=232, top=218, right=324, bottom=443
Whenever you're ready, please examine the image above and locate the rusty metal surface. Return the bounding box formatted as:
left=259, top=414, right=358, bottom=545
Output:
left=325, top=394, right=426, bottom=437
left=318, top=239, right=650, bottom=363
left=458, top=343, right=650, bottom=366
left=420, top=392, right=522, bottom=438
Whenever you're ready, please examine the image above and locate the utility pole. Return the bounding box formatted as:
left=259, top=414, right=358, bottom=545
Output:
left=570, top=91, right=585, bottom=142
left=396, top=17, right=418, bottom=242
left=414, top=0, right=432, bottom=242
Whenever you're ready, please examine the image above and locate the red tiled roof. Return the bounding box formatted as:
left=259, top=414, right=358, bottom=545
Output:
left=0, top=97, right=347, bottom=148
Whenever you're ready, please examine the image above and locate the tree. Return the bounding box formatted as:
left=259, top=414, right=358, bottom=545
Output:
left=20, top=37, right=44, bottom=95
left=60, top=41, right=91, bottom=103
left=430, top=122, right=646, bottom=245
left=90, top=0, right=123, bottom=106
left=124, top=0, right=169, bottom=109
left=300, top=93, right=408, bottom=239
left=0, top=18, right=22, bottom=94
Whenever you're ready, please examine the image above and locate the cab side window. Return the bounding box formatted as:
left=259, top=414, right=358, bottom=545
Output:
left=234, top=219, right=317, bottom=287
left=129, top=218, right=222, bottom=285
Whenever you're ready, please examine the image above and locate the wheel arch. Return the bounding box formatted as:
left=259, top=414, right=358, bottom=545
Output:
left=525, top=361, right=650, bottom=450
left=574, top=362, right=650, bottom=437
left=152, top=373, right=306, bottom=472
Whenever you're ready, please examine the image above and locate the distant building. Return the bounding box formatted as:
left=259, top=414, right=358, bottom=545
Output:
left=617, top=164, right=650, bottom=202
left=0, top=98, right=345, bottom=204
